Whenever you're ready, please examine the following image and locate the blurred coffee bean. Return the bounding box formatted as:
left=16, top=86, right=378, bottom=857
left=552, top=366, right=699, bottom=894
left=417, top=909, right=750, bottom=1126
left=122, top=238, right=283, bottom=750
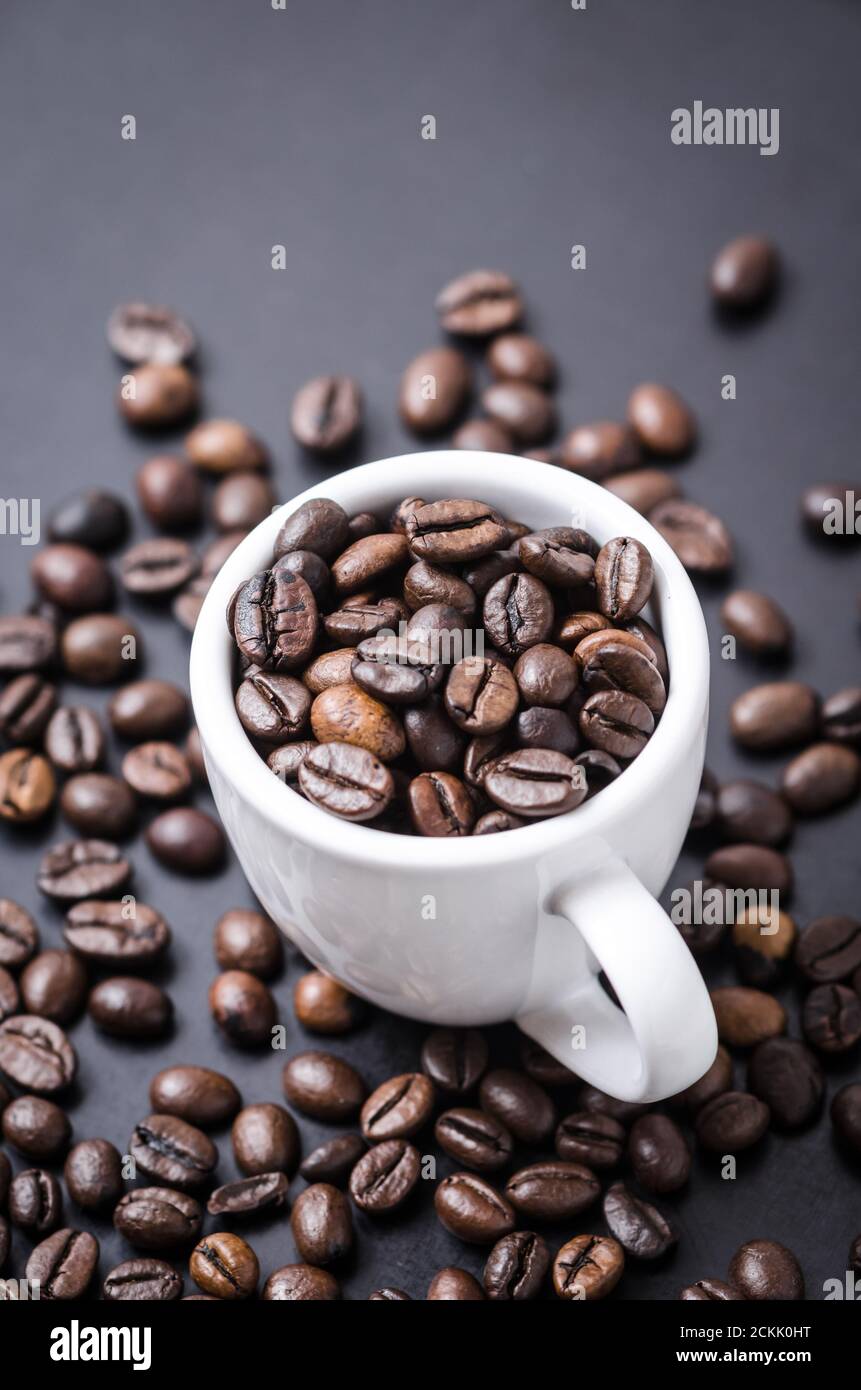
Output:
left=44, top=706, right=105, bottom=772
left=62, top=614, right=141, bottom=684
left=136, top=454, right=203, bottom=530
left=710, top=235, right=779, bottom=307
left=711, top=986, right=787, bottom=1046
left=481, top=381, right=555, bottom=446
left=48, top=489, right=129, bottom=551
left=716, top=779, right=793, bottom=846
left=605, top=467, right=682, bottom=515
left=720, top=589, right=793, bottom=656
left=107, top=301, right=196, bottom=363
left=209, top=970, right=275, bottom=1047
left=436, top=269, right=522, bottom=335
left=214, top=907, right=282, bottom=979
left=831, top=1084, right=861, bottom=1155
left=291, top=376, right=362, bottom=452
left=704, top=843, right=793, bottom=895
left=730, top=680, right=820, bottom=751
left=63, top=899, right=169, bottom=965
left=121, top=538, right=199, bottom=597
left=108, top=679, right=189, bottom=742
left=795, top=915, right=861, bottom=983
left=781, top=742, right=860, bottom=815
left=627, top=383, right=695, bottom=455
left=0, top=749, right=55, bottom=823
left=451, top=418, right=514, bottom=452
left=146, top=807, right=225, bottom=873
left=212, top=471, right=276, bottom=531
left=400, top=348, right=471, bottom=435
left=37, top=839, right=131, bottom=903
left=0, top=674, right=56, bottom=744
left=801, top=480, right=859, bottom=540
left=60, top=773, right=137, bottom=838
left=747, top=1037, right=823, bottom=1130
left=32, top=544, right=113, bottom=613
left=560, top=421, right=640, bottom=480
left=118, top=362, right=199, bottom=429
left=821, top=687, right=861, bottom=745
left=802, top=984, right=861, bottom=1053
left=20, top=949, right=88, bottom=1023
left=649, top=499, right=733, bottom=572
left=186, top=418, right=267, bottom=473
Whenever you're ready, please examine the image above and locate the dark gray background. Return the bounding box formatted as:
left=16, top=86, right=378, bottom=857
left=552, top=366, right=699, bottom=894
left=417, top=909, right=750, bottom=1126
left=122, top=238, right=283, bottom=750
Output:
left=1, top=0, right=859, bottom=1301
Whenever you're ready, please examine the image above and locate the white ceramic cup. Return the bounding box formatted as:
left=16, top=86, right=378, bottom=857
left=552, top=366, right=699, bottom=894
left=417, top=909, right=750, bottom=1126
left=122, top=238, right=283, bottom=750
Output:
left=190, top=451, right=717, bottom=1102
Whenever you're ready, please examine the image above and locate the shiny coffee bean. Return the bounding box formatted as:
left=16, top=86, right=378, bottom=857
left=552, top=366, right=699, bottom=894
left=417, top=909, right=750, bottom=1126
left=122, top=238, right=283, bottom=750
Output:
left=444, top=657, right=518, bottom=736
left=728, top=1239, right=803, bottom=1300
left=64, top=1139, right=123, bottom=1211
left=483, top=573, right=554, bottom=655
left=136, top=454, right=203, bottom=530
left=349, top=1138, right=420, bottom=1213
left=232, top=565, right=318, bottom=670
left=406, top=498, right=507, bottom=564
left=730, top=680, right=819, bottom=751
left=695, top=1091, right=770, bottom=1151
left=747, top=1037, right=823, bottom=1130
left=580, top=641, right=666, bottom=717
left=291, top=1183, right=353, bottom=1265
left=89, top=976, right=172, bottom=1038
left=704, top=843, right=793, bottom=895
left=514, top=645, right=577, bottom=707
left=0, top=749, right=56, bottom=823
left=484, top=748, right=586, bottom=818
left=517, top=706, right=579, bottom=755
left=716, top=778, right=793, bottom=846
left=146, top=807, right=225, bottom=873
left=63, top=899, right=170, bottom=965
left=191, top=1232, right=259, bottom=1299
left=553, top=1234, right=624, bottom=1300
left=262, top=1264, right=341, bottom=1300
left=20, top=950, right=87, bottom=1024
left=62, top=614, right=141, bottom=684
left=291, top=375, right=362, bottom=452
left=488, top=333, right=555, bottom=387
left=628, top=1115, right=690, bottom=1192
left=60, top=773, right=137, bottom=838
left=427, top=1266, right=486, bottom=1300
left=2, top=1095, right=70, bottom=1160
left=400, top=348, right=471, bottom=434
left=310, top=684, right=405, bottom=762
left=0, top=674, right=56, bottom=744
left=284, top=1050, right=367, bottom=1122
left=781, top=743, right=860, bottom=815
left=506, top=1160, right=600, bottom=1222
left=435, top=1172, right=516, bottom=1244
left=478, top=1068, right=555, bottom=1144
left=436, top=268, right=522, bottom=335
left=0, top=1015, right=76, bottom=1093
left=26, top=1228, right=99, bottom=1300
left=603, top=1181, right=677, bottom=1260
left=481, top=381, right=555, bottom=445
left=208, top=1172, right=290, bottom=1218
left=213, top=907, right=282, bottom=979
left=435, top=1108, right=513, bottom=1172
left=298, top=741, right=395, bottom=822
left=711, top=235, right=779, bottom=308
left=484, top=1230, right=549, bottom=1300
left=209, top=970, right=276, bottom=1047
left=149, top=1066, right=241, bottom=1129
left=300, top=1133, right=366, bottom=1186
left=361, top=1072, right=434, bottom=1140
left=232, top=1102, right=299, bottom=1176
left=802, top=984, right=861, bottom=1053
left=109, top=681, right=187, bottom=742
left=330, top=533, right=409, bottom=596
left=679, top=1279, right=745, bottom=1302
left=627, top=382, right=695, bottom=455
left=129, top=1114, right=216, bottom=1191
left=37, top=840, right=131, bottom=903
left=275, top=498, right=351, bottom=561
left=293, top=971, right=360, bottom=1034
left=720, top=589, right=792, bottom=656
left=560, top=421, right=640, bottom=479
left=235, top=671, right=311, bottom=744
left=121, top=742, right=191, bottom=801
left=408, top=771, right=474, bottom=836
left=9, top=1168, right=62, bottom=1234
left=32, top=543, right=113, bottom=613
left=421, top=1028, right=488, bottom=1094
left=580, top=690, right=654, bottom=758
left=822, top=687, right=861, bottom=745
left=594, top=537, right=654, bottom=621
left=103, top=1257, right=183, bottom=1302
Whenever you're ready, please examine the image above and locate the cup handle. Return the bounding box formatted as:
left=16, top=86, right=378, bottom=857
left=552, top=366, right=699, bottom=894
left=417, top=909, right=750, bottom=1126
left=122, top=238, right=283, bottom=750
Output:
left=517, top=855, right=717, bottom=1103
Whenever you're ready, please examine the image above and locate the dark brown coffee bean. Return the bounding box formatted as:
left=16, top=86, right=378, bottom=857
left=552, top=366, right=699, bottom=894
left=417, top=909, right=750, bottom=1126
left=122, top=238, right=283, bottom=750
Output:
left=191, top=1232, right=259, bottom=1299
left=801, top=479, right=860, bottom=539
left=695, top=1090, right=770, bottom=1151
left=232, top=564, right=318, bottom=671
left=517, top=706, right=579, bottom=755
left=483, top=572, right=554, bottom=655
left=103, top=1257, right=183, bottom=1301
left=730, top=680, right=819, bottom=751
left=185, top=419, right=266, bottom=476
left=747, top=1038, right=823, bottom=1130
left=405, top=603, right=469, bottom=660
left=400, top=347, right=472, bottom=434
left=136, top=454, right=204, bottom=530
left=434, top=1172, right=515, bottom=1244
left=43, top=707, right=104, bottom=774
left=426, top=1267, right=485, bottom=1299
left=445, top=657, right=518, bottom=735
left=120, top=537, right=198, bottom=597
left=451, top=418, right=514, bottom=452
left=704, top=844, right=793, bottom=895
left=108, top=300, right=195, bottom=363
left=349, top=1138, right=420, bottom=1213
left=368, top=1287, right=412, bottom=1300
left=628, top=1114, right=690, bottom=1192
left=802, top=984, right=861, bottom=1053
left=267, top=741, right=317, bottom=787
left=89, top=977, right=172, bottom=1038
left=291, top=375, right=362, bottom=452
left=669, top=1045, right=734, bottom=1113
left=483, top=748, right=585, bottom=818
left=573, top=747, right=622, bottom=793
left=291, top=1183, right=353, bottom=1265
left=715, top=779, right=793, bottom=846
left=361, top=1072, right=434, bottom=1141
left=275, top=498, right=351, bottom=562
left=605, top=466, right=682, bottom=515
left=711, top=235, right=779, bottom=307
left=351, top=634, right=442, bottom=705
left=323, top=598, right=405, bottom=647
left=560, top=421, right=641, bottom=479
left=822, top=687, right=861, bottom=745
left=435, top=1108, right=513, bottom=1172
left=26, top=1227, right=99, bottom=1299
left=130, top=1114, right=216, bottom=1191
left=473, top=810, right=525, bottom=833
left=60, top=773, right=137, bottom=839
left=594, top=537, right=654, bottom=621
left=330, top=535, right=409, bottom=599
left=146, top=807, right=225, bottom=873
left=478, top=1068, right=555, bottom=1145
left=649, top=498, right=733, bottom=572
left=347, top=512, right=382, bottom=540
left=119, top=362, right=199, bottom=429
left=720, top=589, right=792, bottom=656
left=796, top=915, right=861, bottom=982
left=506, top=1160, right=600, bottom=1221
left=484, top=1230, right=549, bottom=1300
left=0, top=674, right=56, bottom=744
left=294, top=971, right=361, bottom=1034
left=284, top=1050, right=367, bottom=1122
left=149, top=1065, right=240, bottom=1129
left=20, top=950, right=87, bottom=1024
left=262, top=1264, right=341, bottom=1300
left=462, top=546, right=522, bottom=598
left=9, top=1168, right=62, bottom=1233
left=832, top=1083, right=861, bottom=1155
left=235, top=671, right=311, bottom=744
left=2, top=1095, right=70, bottom=1160
left=0, top=749, right=55, bottom=823
left=481, top=381, right=555, bottom=445
left=627, top=382, right=695, bottom=455
left=513, top=645, right=577, bottom=708
left=272, top=550, right=330, bottom=607
left=207, top=1172, right=290, bottom=1218
left=0, top=900, right=39, bottom=968
left=436, top=269, right=522, bottom=335
left=402, top=562, right=476, bottom=618
left=61, top=613, right=140, bottom=684
left=63, top=899, right=169, bottom=965
left=209, top=970, right=275, bottom=1047
left=580, top=689, right=654, bottom=758
left=488, top=333, right=555, bottom=387
left=0, top=1015, right=76, bottom=1093
left=48, top=489, right=129, bottom=551
left=108, top=681, right=189, bottom=748
left=310, top=684, right=405, bottom=763
left=300, top=1133, right=366, bottom=1186
left=421, top=1028, right=488, bottom=1094
left=113, top=1186, right=202, bottom=1252
left=0, top=614, right=57, bottom=673
left=32, top=543, right=113, bottom=613
left=578, top=1084, right=649, bottom=1125
left=211, top=471, right=275, bottom=532
left=232, top=1102, right=299, bottom=1176
left=711, top=986, right=787, bottom=1046
left=518, top=1037, right=576, bottom=1087
left=0, top=966, right=20, bottom=1022
left=603, top=1181, right=677, bottom=1259
left=403, top=697, right=465, bottom=771
left=121, top=742, right=191, bottom=803
left=298, top=740, right=395, bottom=822
left=408, top=771, right=474, bottom=836
left=728, top=1239, right=803, bottom=1300
left=406, top=499, right=508, bottom=564
left=553, top=1234, right=624, bottom=1300
left=580, top=641, right=666, bottom=716
left=679, top=1279, right=745, bottom=1301
left=213, top=907, right=282, bottom=979
left=64, top=1139, right=123, bottom=1211
left=782, top=742, right=860, bottom=815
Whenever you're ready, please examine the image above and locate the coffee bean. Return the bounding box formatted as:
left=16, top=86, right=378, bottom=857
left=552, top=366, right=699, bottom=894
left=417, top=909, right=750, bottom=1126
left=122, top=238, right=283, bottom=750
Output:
left=130, top=1114, right=216, bottom=1191
left=711, top=986, right=786, bottom=1047
left=436, top=268, right=522, bottom=335
left=441, top=662, right=515, bottom=739
left=235, top=671, right=311, bottom=745
left=207, top=1172, right=290, bottom=1218
left=434, top=1172, right=515, bottom=1244
left=730, top=680, right=819, bottom=751
left=473, top=810, right=524, bottom=832
left=296, top=740, right=395, bottom=823
left=579, top=1085, right=649, bottom=1125
left=781, top=742, right=860, bottom=815
left=0, top=1213, right=7, bottom=1269
left=435, top=1108, right=513, bottom=1172
left=48, top=489, right=129, bottom=551
left=9, top=1168, right=62, bottom=1233
left=107, top=301, right=195, bottom=363
left=323, top=599, right=406, bottom=649
left=121, top=742, right=191, bottom=803
left=310, top=684, right=405, bottom=763
left=89, top=976, right=172, bottom=1038
left=400, top=348, right=471, bottom=434
left=60, top=773, right=137, bottom=839
left=512, top=645, right=576, bottom=708
left=63, top=899, right=169, bottom=965
left=402, top=562, right=475, bottom=619
left=579, top=690, right=654, bottom=758
left=720, top=589, right=792, bottom=656
left=136, top=454, right=203, bottom=531
left=2, top=1095, right=70, bottom=1160
left=44, top=706, right=105, bottom=773
left=421, top=1028, right=488, bottom=1094
left=146, top=807, right=225, bottom=873
left=406, top=498, right=508, bottom=564
left=628, top=1114, right=690, bottom=1192
left=106, top=683, right=188, bottom=747
left=627, top=383, right=695, bottom=455
left=560, top=421, right=641, bottom=479
left=555, top=1111, right=624, bottom=1168
left=711, top=236, right=779, bottom=308
left=275, top=499, right=351, bottom=563
left=20, top=949, right=87, bottom=1024
left=294, top=971, right=361, bottom=1034
left=452, top=418, right=514, bottom=452
left=605, top=467, right=682, bottom=515
left=505, top=1160, right=600, bottom=1222
left=62, top=613, right=141, bottom=684
left=32, top=543, right=113, bottom=613
left=704, top=844, right=793, bottom=895
left=64, top=1139, right=123, bottom=1211
left=291, top=376, right=362, bottom=451
left=262, top=1264, right=341, bottom=1300
left=403, top=697, right=465, bottom=771
left=0, top=749, right=56, bottom=822
left=120, top=537, right=199, bottom=597
left=679, top=1279, right=745, bottom=1301
left=351, top=634, right=442, bottom=705
left=669, top=1047, right=733, bottom=1114
left=483, top=1230, right=549, bottom=1301
left=747, top=1038, right=823, bottom=1130
left=478, top=1068, right=555, bottom=1144
left=580, top=641, right=666, bottom=717
left=368, top=1287, right=411, bottom=1300
left=212, top=908, right=281, bottom=980
left=483, top=748, right=586, bottom=818
left=573, top=747, right=622, bottom=793
left=715, top=779, right=793, bottom=846
left=186, top=418, right=267, bottom=474
left=361, top=1072, right=434, bottom=1140
left=0, top=967, right=20, bottom=1022
left=515, top=707, right=578, bottom=756
left=593, top=537, right=654, bottom=622
left=732, top=903, right=796, bottom=986
left=0, top=1015, right=76, bottom=1093
left=822, top=687, right=861, bottom=745
left=283, top=1051, right=367, bottom=1122
left=481, top=381, right=555, bottom=446
left=425, top=1267, right=485, bottom=1299
left=349, top=1138, right=420, bottom=1213
left=26, top=1227, right=99, bottom=1299
left=695, top=1090, right=770, bottom=1151
left=796, top=915, right=861, bottom=982
left=209, top=970, right=275, bottom=1047
left=408, top=771, right=474, bottom=836
left=300, top=1134, right=366, bottom=1186
left=190, top=1232, right=259, bottom=1299
left=649, top=498, right=733, bottom=572
left=484, top=574, right=555, bottom=657
left=103, top=1257, right=183, bottom=1301
left=603, top=1181, right=677, bottom=1260
left=553, top=1234, right=624, bottom=1300
left=0, top=674, right=56, bottom=744
left=303, top=650, right=356, bottom=695
left=232, top=1102, right=299, bottom=1176
left=728, top=1239, right=803, bottom=1300
left=347, top=514, right=382, bottom=541
left=0, top=899, right=39, bottom=968
left=332, top=536, right=410, bottom=600
left=118, top=362, right=199, bottom=429
left=291, top=1183, right=353, bottom=1265
left=149, top=1065, right=241, bottom=1128
left=802, top=984, right=861, bottom=1053
left=211, top=471, right=275, bottom=532
left=0, top=614, right=57, bottom=674
left=487, top=333, right=555, bottom=387
left=831, top=1084, right=861, bottom=1155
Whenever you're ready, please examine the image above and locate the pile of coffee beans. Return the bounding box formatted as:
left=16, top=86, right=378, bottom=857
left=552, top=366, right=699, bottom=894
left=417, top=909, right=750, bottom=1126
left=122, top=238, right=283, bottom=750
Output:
left=228, top=494, right=666, bottom=832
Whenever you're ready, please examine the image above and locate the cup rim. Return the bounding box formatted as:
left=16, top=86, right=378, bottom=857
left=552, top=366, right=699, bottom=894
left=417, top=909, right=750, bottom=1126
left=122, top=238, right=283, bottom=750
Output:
left=189, top=451, right=710, bottom=869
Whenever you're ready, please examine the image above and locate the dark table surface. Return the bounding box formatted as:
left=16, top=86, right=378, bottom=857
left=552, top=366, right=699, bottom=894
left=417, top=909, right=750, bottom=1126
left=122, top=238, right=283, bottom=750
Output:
left=1, top=0, right=859, bottom=1301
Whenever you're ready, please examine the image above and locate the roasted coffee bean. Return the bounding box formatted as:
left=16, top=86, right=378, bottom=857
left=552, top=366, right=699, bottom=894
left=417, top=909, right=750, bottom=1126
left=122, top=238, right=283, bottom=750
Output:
left=349, top=1138, right=420, bottom=1213
left=63, top=899, right=169, bottom=965
left=733, top=904, right=794, bottom=987
left=473, top=810, right=524, bottom=833
left=291, top=1184, right=353, bottom=1265
left=202, top=531, right=247, bottom=579
left=606, top=467, right=682, bottom=515
left=26, top=1227, right=99, bottom=1299
left=444, top=657, right=518, bottom=735
left=513, top=645, right=577, bottom=707
left=436, top=269, right=522, bottom=335
left=0, top=899, right=39, bottom=968
left=310, top=684, right=405, bottom=762
left=435, top=1172, right=516, bottom=1244
left=303, top=649, right=356, bottom=694
left=300, top=1134, right=366, bottom=1186
left=728, top=1239, right=803, bottom=1301
left=451, top=418, right=515, bottom=452
left=348, top=512, right=382, bottom=540
left=232, top=1103, right=299, bottom=1176
left=294, top=972, right=361, bottom=1034
left=463, top=546, right=522, bottom=599
left=695, top=1090, right=770, bottom=1151
left=427, top=1266, right=486, bottom=1300
left=831, top=1084, right=861, bottom=1155
left=89, top=976, right=172, bottom=1038
left=108, top=300, right=195, bottom=363
left=190, top=1232, right=259, bottom=1299
left=235, top=672, right=311, bottom=745
left=9, top=1168, right=62, bottom=1233
left=64, top=1139, right=123, bottom=1211
left=488, top=332, right=555, bottom=387
left=484, top=748, right=586, bottom=818
left=747, top=1038, right=823, bottom=1130
left=0, top=614, right=57, bottom=673
left=711, top=235, right=779, bottom=307
left=400, top=348, right=471, bottom=434
left=174, top=573, right=218, bottom=632
left=361, top=1072, right=434, bottom=1140
left=48, top=489, right=129, bottom=551
left=669, top=1045, right=732, bottom=1113
left=213, top=908, right=282, bottom=980
left=403, top=697, right=464, bottom=772
left=603, top=1181, right=677, bottom=1260
left=273, top=550, right=331, bottom=607
left=0, top=1015, right=76, bottom=1093
left=291, top=375, right=362, bottom=452
left=406, top=499, right=508, bottom=564
left=207, top=1172, right=289, bottom=1217
left=628, top=1114, right=690, bottom=1192
left=560, top=421, right=641, bottom=479
left=627, top=382, right=695, bottom=455
left=0, top=748, right=56, bottom=822
left=716, top=779, right=793, bottom=846
left=516, top=706, right=579, bottom=755
left=32, top=543, right=113, bottom=613
left=61, top=613, right=140, bottom=685
left=352, top=635, right=442, bottom=705
left=478, top=1068, right=555, bottom=1145
left=483, top=1230, right=549, bottom=1301
left=103, top=1257, right=183, bottom=1301
left=518, top=1037, right=576, bottom=1087
left=405, top=602, right=469, bottom=658
left=408, top=771, right=474, bottom=836
left=649, top=498, right=733, bottom=572
left=553, top=1234, right=624, bottom=1300
left=720, top=590, right=792, bottom=656
left=0, top=1213, right=7, bottom=1270
left=802, top=984, right=861, bottom=1053
left=146, top=807, right=225, bottom=873
left=275, top=498, right=351, bottom=562
left=149, top=1065, right=241, bottom=1128
left=679, top=1279, right=745, bottom=1301
left=580, top=642, right=666, bottom=717
left=130, top=1114, right=216, bottom=1191
left=795, top=915, right=861, bottom=982
left=579, top=1085, right=649, bottom=1125
left=284, top=1051, right=367, bottom=1122
left=330, top=533, right=408, bottom=596
left=262, top=1263, right=341, bottom=1300
left=594, top=537, right=654, bottom=621
left=822, top=687, right=861, bottom=745
left=711, top=986, right=787, bottom=1046
left=136, top=453, right=203, bottom=531
left=2, top=1095, right=70, bottom=1160
left=579, top=689, right=654, bottom=758
left=573, top=747, right=622, bottom=793
left=121, top=742, right=191, bottom=803
left=505, top=1161, right=600, bottom=1221
left=0, top=674, right=56, bottom=744
left=118, top=362, right=199, bottom=429
left=403, top=561, right=476, bottom=618
left=435, top=1108, right=513, bottom=1172
left=730, top=680, right=819, bottom=751
left=483, top=573, right=554, bottom=655
left=108, top=682, right=190, bottom=748
left=481, top=381, right=555, bottom=446
left=232, top=565, right=318, bottom=671
left=209, top=970, right=275, bottom=1047
left=368, top=1287, right=412, bottom=1300
left=704, top=844, right=793, bottom=896
left=782, top=742, right=860, bottom=815
left=44, top=706, right=105, bottom=773
left=211, top=471, right=275, bottom=532
left=801, top=480, right=859, bottom=539
left=20, top=950, right=87, bottom=1023
left=674, top=877, right=727, bottom=955
left=323, top=598, right=406, bottom=647
left=186, top=418, right=267, bottom=474
left=0, top=967, right=20, bottom=1022
left=298, top=740, right=394, bottom=822
left=60, top=773, right=137, bottom=839
left=185, top=727, right=207, bottom=782
left=421, top=1028, right=488, bottom=1094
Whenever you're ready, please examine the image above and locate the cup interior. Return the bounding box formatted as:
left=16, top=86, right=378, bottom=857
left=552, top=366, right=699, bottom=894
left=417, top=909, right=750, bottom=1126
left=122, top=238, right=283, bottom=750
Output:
left=189, top=451, right=709, bottom=868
